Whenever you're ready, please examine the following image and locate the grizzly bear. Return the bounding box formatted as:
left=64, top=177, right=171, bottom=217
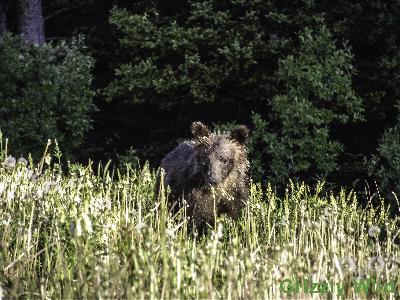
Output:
left=159, top=121, right=250, bottom=230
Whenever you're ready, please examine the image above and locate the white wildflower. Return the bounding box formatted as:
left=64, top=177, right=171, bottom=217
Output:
left=3, top=156, right=16, bottom=170
left=272, top=266, right=283, bottom=280
left=109, top=222, right=117, bottom=231
left=43, top=181, right=57, bottom=193
left=216, top=223, right=223, bottom=239
left=368, top=256, right=385, bottom=272
left=141, top=170, right=152, bottom=184
left=82, top=213, right=93, bottom=234
left=75, top=220, right=83, bottom=237
left=166, top=228, right=175, bottom=238
left=135, top=221, right=145, bottom=232
left=70, top=220, right=83, bottom=237
left=339, top=257, right=356, bottom=274
left=17, top=157, right=28, bottom=167
left=7, top=189, right=15, bottom=201
left=74, top=196, right=81, bottom=204
left=45, top=155, right=52, bottom=166
left=368, top=225, right=381, bottom=238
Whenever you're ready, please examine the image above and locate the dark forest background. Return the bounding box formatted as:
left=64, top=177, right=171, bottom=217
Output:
left=0, top=0, right=399, bottom=198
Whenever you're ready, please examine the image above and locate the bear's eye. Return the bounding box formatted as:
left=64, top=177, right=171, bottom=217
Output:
left=219, top=157, right=228, bottom=164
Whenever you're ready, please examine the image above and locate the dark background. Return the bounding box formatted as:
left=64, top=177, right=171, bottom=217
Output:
left=1, top=0, right=399, bottom=197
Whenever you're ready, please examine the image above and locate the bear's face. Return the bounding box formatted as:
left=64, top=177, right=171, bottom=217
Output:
left=191, top=121, right=249, bottom=187
left=197, top=137, right=236, bottom=186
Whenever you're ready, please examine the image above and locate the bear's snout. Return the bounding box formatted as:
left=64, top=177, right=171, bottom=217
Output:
left=207, top=178, right=218, bottom=186
left=206, top=168, right=222, bottom=186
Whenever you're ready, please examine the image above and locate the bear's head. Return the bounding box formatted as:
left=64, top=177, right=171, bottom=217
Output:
left=191, top=121, right=249, bottom=186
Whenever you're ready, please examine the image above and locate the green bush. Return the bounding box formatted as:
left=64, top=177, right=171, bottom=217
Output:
left=249, top=26, right=363, bottom=184
left=0, top=35, right=94, bottom=160
left=369, top=123, right=400, bottom=196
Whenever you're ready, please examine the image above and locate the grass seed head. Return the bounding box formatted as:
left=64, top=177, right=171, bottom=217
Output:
left=368, top=225, right=381, bottom=238
left=3, top=156, right=16, bottom=170
left=17, top=157, right=28, bottom=167
left=368, top=256, right=385, bottom=272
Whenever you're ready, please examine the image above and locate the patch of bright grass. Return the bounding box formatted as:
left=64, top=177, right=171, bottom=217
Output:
left=0, top=144, right=399, bottom=298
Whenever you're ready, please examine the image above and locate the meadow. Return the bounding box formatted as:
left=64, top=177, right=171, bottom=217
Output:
left=0, top=141, right=399, bottom=299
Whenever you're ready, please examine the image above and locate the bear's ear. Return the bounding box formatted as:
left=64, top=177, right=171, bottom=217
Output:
left=191, top=121, right=210, bottom=139
left=230, top=125, right=249, bottom=145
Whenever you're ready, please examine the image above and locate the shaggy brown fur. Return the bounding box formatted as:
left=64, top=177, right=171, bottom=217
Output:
left=160, top=121, right=250, bottom=230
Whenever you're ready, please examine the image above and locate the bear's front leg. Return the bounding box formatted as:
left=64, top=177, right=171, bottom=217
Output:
left=189, top=189, right=218, bottom=230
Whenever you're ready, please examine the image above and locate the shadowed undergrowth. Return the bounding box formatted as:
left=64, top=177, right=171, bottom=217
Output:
left=0, top=153, right=399, bottom=299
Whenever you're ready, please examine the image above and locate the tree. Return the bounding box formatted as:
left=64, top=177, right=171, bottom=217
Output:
left=13, top=0, right=397, bottom=196
left=0, top=35, right=94, bottom=160
left=18, top=0, right=44, bottom=45
left=104, top=1, right=317, bottom=163
left=248, top=26, right=363, bottom=185
left=0, top=0, right=7, bottom=38
left=369, top=124, right=400, bottom=197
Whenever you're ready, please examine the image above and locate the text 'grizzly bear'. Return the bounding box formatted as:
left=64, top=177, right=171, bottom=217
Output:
left=160, top=121, right=250, bottom=230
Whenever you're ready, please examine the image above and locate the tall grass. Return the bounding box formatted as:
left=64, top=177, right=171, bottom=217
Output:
left=0, top=142, right=399, bottom=299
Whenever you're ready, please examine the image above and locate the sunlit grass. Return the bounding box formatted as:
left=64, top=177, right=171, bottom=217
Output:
left=0, top=142, right=399, bottom=299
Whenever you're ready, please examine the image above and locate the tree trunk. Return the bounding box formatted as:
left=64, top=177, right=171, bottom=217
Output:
left=19, top=0, right=44, bottom=45
left=0, top=0, right=7, bottom=39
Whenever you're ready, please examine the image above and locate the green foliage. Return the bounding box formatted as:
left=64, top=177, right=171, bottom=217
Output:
left=105, top=1, right=290, bottom=109
left=0, top=35, right=94, bottom=160
left=106, top=3, right=368, bottom=187
left=17, top=0, right=399, bottom=194
left=15, top=0, right=398, bottom=194
left=212, top=121, right=238, bottom=134
left=369, top=123, right=400, bottom=196
left=250, top=26, right=363, bottom=184
left=117, top=146, right=141, bottom=169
